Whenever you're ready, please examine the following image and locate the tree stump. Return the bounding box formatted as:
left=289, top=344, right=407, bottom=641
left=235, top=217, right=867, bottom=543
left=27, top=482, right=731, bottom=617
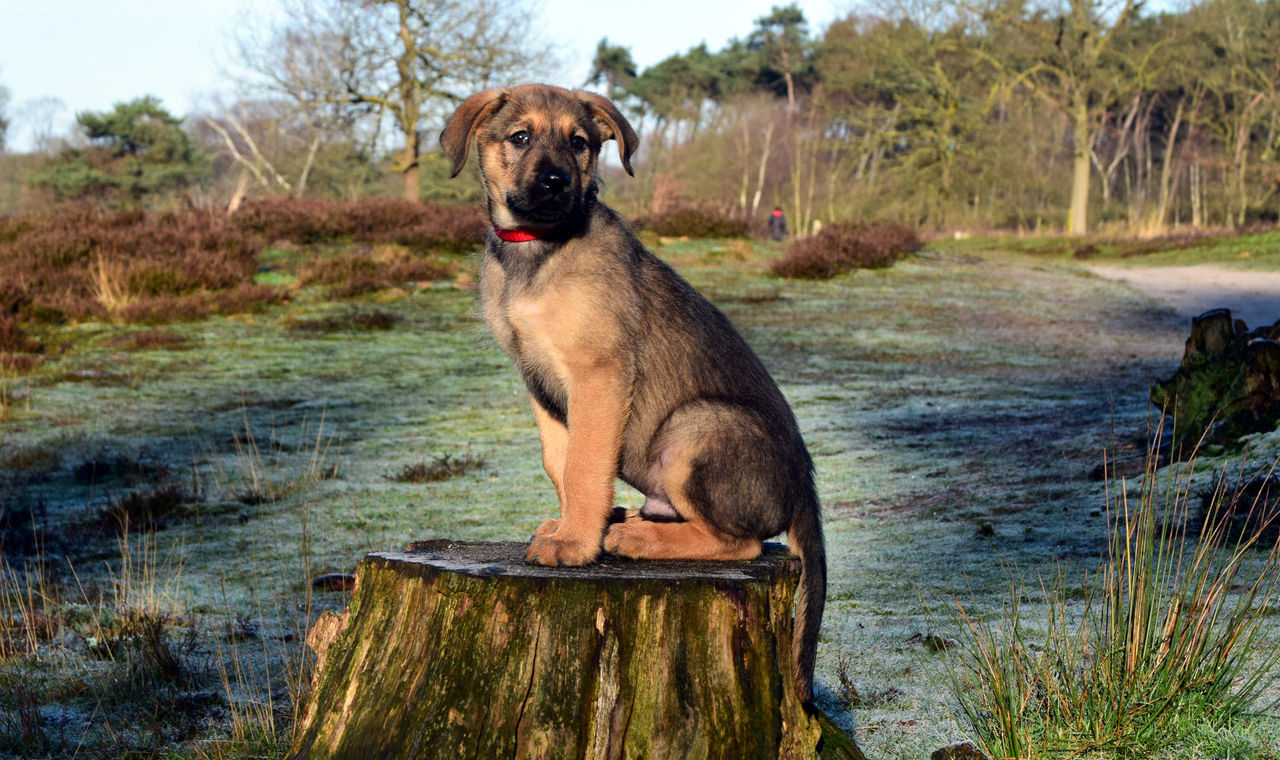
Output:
left=288, top=540, right=863, bottom=760
left=1151, top=308, right=1280, bottom=457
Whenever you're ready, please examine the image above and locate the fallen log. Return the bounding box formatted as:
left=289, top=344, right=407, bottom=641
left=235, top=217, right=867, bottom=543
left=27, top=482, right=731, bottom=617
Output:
left=288, top=540, right=863, bottom=760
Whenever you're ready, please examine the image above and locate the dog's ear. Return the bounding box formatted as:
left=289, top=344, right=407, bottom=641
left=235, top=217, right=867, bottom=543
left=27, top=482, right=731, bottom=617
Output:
left=576, top=91, right=639, bottom=177
left=439, top=89, right=508, bottom=178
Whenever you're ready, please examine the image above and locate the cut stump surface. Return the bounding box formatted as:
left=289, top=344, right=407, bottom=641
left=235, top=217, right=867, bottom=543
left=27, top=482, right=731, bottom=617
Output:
left=288, top=540, right=862, bottom=760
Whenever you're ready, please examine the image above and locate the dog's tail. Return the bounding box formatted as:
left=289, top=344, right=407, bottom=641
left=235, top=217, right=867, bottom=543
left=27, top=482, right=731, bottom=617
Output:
left=787, top=489, right=826, bottom=707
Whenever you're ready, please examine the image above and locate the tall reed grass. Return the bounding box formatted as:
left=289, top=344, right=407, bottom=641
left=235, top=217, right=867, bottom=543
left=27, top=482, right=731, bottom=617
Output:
left=952, top=429, right=1280, bottom=758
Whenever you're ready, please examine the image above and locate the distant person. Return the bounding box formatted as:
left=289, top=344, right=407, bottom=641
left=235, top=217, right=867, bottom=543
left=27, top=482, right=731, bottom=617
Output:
left=769, top=207, right=789, bottom=241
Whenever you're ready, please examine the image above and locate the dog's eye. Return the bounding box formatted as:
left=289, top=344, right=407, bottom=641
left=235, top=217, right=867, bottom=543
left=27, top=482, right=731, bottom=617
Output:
left=570, top=135, right=587, bottom=152
left=509, top=131, right=530, bottom=146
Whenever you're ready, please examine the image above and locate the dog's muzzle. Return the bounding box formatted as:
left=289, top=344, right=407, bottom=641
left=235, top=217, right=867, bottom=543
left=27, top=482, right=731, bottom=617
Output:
left=508, top=168, right=579, bottom=223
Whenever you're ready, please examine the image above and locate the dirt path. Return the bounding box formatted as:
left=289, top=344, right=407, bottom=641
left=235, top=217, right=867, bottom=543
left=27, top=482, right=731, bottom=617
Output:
left=1089, top=263, right=1280, bottom=330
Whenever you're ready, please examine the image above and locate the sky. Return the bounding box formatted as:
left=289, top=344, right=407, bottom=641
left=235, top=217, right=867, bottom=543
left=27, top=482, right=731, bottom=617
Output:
left=0, top=0, right=840, bottom=152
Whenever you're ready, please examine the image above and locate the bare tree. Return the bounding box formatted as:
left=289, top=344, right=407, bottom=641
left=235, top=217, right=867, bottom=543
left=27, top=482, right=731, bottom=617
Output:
left=16, top=97, right=67, bottom=154
left=236, top=0, right=555, bottom=201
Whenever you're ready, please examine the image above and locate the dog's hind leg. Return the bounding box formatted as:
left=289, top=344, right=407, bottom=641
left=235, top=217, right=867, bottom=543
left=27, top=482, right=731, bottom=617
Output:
left=604, top=514, right=763, bottom=561
left=605, top=421, right=764, bottom=561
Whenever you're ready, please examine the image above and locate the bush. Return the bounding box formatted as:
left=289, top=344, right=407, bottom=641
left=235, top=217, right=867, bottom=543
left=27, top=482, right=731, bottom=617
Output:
left=633, top=206, right=750, bottom=239
left=0, top=208, right=261, bottom=326
left=0, top=200, right=482, bottom=339
left=299, top=249, right=456, bottom=298
left=231, top=197, right=486, bottom=253
left=771, top=222, right=922, bottom=279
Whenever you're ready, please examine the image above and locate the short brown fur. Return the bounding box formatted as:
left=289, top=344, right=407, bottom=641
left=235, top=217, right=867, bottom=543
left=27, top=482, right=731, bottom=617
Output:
left=441, top=84, right=826, bottom=704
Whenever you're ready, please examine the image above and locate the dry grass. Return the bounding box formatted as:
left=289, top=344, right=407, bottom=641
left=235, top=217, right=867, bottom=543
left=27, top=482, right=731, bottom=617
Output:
left=0, top=430, right=327, bottom=758
left=389, top=451, right=488, bottom=484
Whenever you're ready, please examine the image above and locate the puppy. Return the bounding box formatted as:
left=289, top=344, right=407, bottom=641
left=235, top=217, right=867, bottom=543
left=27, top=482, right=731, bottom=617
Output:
left=440, top=84, right=826, bottom=704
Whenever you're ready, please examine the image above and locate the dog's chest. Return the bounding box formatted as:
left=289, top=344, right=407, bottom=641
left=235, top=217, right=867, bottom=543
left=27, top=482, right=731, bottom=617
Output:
left=481, top=252, right=593, bottom=407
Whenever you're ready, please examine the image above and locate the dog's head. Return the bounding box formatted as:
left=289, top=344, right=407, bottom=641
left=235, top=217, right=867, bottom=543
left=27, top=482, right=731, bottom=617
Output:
left=440, top=84, right=638, bottom=232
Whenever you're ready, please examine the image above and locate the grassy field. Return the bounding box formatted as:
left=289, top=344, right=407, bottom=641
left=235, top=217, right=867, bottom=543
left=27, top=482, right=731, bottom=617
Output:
left=2, top=229, right=1279, bottom=758
left=985, top=227, right=1280, bottom=271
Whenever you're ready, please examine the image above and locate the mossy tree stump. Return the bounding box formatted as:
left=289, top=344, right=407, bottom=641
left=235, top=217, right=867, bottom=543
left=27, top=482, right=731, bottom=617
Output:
left=1151, top=308, right=1280, bottom=457
left=288, top=540, right=862, bottom=760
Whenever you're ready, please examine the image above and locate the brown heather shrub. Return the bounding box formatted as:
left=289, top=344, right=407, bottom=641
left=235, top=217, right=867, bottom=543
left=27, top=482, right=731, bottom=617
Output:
left=0, top=200, right=480, bottom=347
left=210, top=283, right=288, bottom=315
left=771, top=222, right=922, bottom=279
left=1073, top=243, right=1100, bottom=259
left=634, top=205, right=751, bottom=239
left=2, top=261, right=39, bottom=357
left=108, top=285, right=288, bottom=326
left=284, top=308, right=402, bottom=333
left=0, top=208, right=260, bottom=325
left=0, top=200, right=482, bottom=332
left=389, top=451, right=487, bottom=483
left=300, top=250, right=455, bottom=298
left=232, top=197, right=486, bottom=253
left=0, top=352, right=41, bottom=373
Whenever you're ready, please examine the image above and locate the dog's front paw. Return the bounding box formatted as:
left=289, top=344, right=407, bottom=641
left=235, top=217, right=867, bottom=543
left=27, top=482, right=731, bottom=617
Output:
left=525, top=531, right=601, bottom=567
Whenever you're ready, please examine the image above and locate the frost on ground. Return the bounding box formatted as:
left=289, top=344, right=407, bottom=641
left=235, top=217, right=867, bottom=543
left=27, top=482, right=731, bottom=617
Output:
left=0, top=240, right=1277, bottom=758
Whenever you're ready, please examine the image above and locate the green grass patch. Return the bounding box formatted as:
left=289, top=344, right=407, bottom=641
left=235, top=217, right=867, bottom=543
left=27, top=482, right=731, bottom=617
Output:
left=253, top=270, right=299, bottom=287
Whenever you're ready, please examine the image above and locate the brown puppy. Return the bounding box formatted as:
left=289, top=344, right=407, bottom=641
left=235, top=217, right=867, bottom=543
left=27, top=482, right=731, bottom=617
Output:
left=440, top=84, right=826, bottom=704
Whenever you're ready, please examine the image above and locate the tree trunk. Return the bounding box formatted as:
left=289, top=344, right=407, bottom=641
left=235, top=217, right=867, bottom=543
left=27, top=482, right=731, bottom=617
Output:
left=402, top=137, right=420, bottom=201
left=751, top=117, right=776, bottom=217
left=226, top=170, right=251, bottom=215
left=289, top=540, right=863, bottom=760
left=1152, top=309, right=1280, bottom=458
left=296, top=135, right=322, bottom=199
left=397, top=0, right=420, bottom=202
left=1191, top=163, right=1204, bottom=228
left=1154, top=95, right=1186, bottom=229
left=1068, top=94, right=1092, bottom=236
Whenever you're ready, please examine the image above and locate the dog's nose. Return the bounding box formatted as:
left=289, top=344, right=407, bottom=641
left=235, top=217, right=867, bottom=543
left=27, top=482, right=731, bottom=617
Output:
left=537, top=169, right=570, bottom=194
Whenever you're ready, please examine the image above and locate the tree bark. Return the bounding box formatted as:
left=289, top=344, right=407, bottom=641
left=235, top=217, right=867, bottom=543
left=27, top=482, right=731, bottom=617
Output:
left=289, top=540, right=863, bottom=760
left=751, top=117, right=776, bottom=217
left=1154, top=95, right=1186, bottom=229
left=1068, top=93, right=1092, bottom=235
left=396, top=0, right=421, bottom=202
left=296, top=135, right=321, bottom=199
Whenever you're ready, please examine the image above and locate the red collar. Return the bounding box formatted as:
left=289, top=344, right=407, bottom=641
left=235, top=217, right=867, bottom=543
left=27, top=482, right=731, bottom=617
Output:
left=493, top=225, right=543, bottom=243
